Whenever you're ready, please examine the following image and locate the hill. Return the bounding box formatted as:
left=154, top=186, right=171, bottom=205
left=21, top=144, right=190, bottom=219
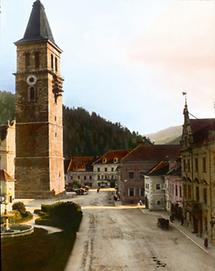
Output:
left=147, top=125, right=182, bottom=144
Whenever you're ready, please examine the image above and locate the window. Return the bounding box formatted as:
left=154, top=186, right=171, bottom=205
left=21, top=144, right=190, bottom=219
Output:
left=98, top=175, right=100, bottom=180
left=34, top=52, right=40, bottom=68
left=195, top=158, right=198, bottom=172
left=28, top=86, right=36, bottom=102
left=188, top=185, right=191, bottom=199
left=183, top=184, right=187, bottom=199
left=203, top=188, right=207, bottom=204
left=89, top=176, right=92, bottom=180
left=25, top=52, right=30, bottom=68
left=203, top=157, right=206, bottom=173
left=78, top=176, right=80, bottom=179
left=129, top=188, right=134, bottom=197
left=84, top=176, right=86, bottom=180
left=51, top=54, right=54, bottom=70
left=156, top=184, right=161, bottom=190
left=140, top=188, right=144, bottom=196
left=196, top=186, right=199, bottom=202
left=128, top=172, right=134, bottom=179
left=187, top=159, right=190, bottom=172
left=179, top=186, right=182, bottom=197
left=97, top=167, right=100, bottom=172
left=111, top=167, right=114, bottom=172
left=105, top=168, right=107, bottom=172
left=175, top=185, right=178, bottom=196
left=145, top=183, right=149, bottom=189
left=139, top=172, right=144, bottom=179
left=157, top=200, right=161, bottom=205
left=213, top=156, right=215, bottom=173
left=183, top=159, right=186, bottom=172
left=55, top=57, right=58, bottom=72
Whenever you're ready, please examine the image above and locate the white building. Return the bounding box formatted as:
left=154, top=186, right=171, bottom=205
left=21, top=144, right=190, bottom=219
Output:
left=92, top=150, right=129, bottom=188
left=144, top=161, right=169, bottom=210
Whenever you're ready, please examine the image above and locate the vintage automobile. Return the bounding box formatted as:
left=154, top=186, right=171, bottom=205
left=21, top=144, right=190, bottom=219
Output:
left=157, top=218, right=169, bottom=230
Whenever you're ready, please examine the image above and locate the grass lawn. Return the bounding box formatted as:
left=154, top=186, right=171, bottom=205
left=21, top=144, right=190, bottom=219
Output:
left=1, top=201, right=82, bottom=271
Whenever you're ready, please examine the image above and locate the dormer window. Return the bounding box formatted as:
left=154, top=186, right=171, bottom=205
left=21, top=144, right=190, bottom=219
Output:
left=102, top=158, right=107, bottom=164
left=113, top=157, right=118, bottom=163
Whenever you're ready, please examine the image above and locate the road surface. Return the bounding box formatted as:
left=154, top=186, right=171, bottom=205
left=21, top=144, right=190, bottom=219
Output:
left=64, top=189, right=215, bottom=271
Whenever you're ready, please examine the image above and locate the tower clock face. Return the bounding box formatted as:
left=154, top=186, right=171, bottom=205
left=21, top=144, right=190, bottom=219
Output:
left=26, top=75, right=37, bottom=86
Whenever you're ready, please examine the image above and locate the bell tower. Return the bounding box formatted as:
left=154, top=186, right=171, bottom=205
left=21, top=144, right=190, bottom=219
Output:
left=15, top=0, right=64, bottom=198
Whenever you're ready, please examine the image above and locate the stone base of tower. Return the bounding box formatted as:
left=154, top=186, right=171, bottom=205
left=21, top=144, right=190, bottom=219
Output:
left=15, top=157, right=65, bottom=199
left=15, top=190, right=57, bottom=199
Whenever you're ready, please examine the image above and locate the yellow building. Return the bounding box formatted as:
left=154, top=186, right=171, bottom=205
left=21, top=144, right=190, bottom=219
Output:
left=181, top=101, right=215, bottom=241
left=0, top=121, right=16, bottom=178
left=0, top=169, right=15, bottom=214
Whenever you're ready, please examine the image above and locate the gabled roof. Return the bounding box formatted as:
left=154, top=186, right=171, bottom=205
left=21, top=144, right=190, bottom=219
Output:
left=67, top=156, right=97, bottom=172
left=15, top=0, right=58, bottom=48
left=0, top=169, right=14, bottom=182
left=121, top=144, right=180, bottom=163
left=93, top=150, right=129, bottom=165
left=166, top=165, right=181, bottom=176
left=190, top=119, right=215, bottom=144
left=147, top=160, right=169, bottom=176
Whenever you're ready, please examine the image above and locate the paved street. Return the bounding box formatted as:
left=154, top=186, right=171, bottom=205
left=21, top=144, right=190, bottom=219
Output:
left=63, top=189, right=215, bottom=271
left=18, top=189, right=215, bottom=271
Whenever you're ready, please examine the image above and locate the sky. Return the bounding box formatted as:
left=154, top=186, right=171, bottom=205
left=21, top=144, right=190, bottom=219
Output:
left=0, top=0, right=215, bottom=134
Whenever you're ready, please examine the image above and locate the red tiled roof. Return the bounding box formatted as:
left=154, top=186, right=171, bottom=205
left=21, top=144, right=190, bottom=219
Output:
left=93, top=150, right=129, bottom=164
left=190, top=119, right=215, bottom=144
left=147, top=160, right=169, bottom=176
left=121, top=144, right=180, bottom=162
left=0, top=169, right=14, bottom=182
left=67, top=156, right=96, bottom=172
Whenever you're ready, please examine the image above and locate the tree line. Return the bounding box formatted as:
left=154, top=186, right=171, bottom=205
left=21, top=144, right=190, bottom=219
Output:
left=0, top=91, right=145, bottom=157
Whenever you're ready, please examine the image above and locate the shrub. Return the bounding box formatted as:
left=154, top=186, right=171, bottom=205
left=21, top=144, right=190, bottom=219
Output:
left=12, top=201, right=27, bottom=216
left=38, top=201, right=82, bottom=231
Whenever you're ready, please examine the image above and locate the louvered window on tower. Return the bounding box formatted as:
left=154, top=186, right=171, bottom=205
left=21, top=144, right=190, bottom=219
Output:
left=25, top=53, right=30, bottom=69
left=51, top=54, right=54, bottom=70
left=34, top=52, right=40, bottom=68
left=55, top=57, right=58, bottom=72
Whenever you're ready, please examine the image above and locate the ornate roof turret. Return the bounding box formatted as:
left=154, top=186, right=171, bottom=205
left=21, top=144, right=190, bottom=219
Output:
left=15, top=0, right=56, bottom=46
left=181, top=95, right=193, bottom=148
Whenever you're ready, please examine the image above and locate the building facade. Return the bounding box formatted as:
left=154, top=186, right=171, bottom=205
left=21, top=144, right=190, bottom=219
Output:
left=93, top=150, right=129, bottom=188
left=0, top=121, right=16, bottom=178
left=66, top=156, right=97, bottom=188
left=145, top=161, right=169, bottom=210
left=164, top=161, right=183, bottom=219
left=119, top=144, right=180, bottom=204
left=15, top=0, right=64, bottom=198
left=0, top=169, right=15, bottom=214
left=181, top=101, right=215, bottom=241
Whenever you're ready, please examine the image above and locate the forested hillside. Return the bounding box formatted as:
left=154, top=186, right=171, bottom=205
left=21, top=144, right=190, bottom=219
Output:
left=0, top=91, right=15, bottom=123
left=0, top=91, right=144, bottom=157
left=63, top=106, right=144, bottom=157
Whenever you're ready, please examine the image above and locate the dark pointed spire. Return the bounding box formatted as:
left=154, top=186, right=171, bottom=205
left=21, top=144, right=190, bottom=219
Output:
left=16, top=0, right=56, bottom=45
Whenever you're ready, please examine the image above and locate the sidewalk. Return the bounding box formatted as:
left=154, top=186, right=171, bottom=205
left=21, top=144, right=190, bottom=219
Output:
left=142, top=209, right=215, bottom=258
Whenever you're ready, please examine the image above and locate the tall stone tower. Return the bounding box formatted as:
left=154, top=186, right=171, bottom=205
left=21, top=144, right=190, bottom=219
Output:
left=15, top=0, right=64, bottom=198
